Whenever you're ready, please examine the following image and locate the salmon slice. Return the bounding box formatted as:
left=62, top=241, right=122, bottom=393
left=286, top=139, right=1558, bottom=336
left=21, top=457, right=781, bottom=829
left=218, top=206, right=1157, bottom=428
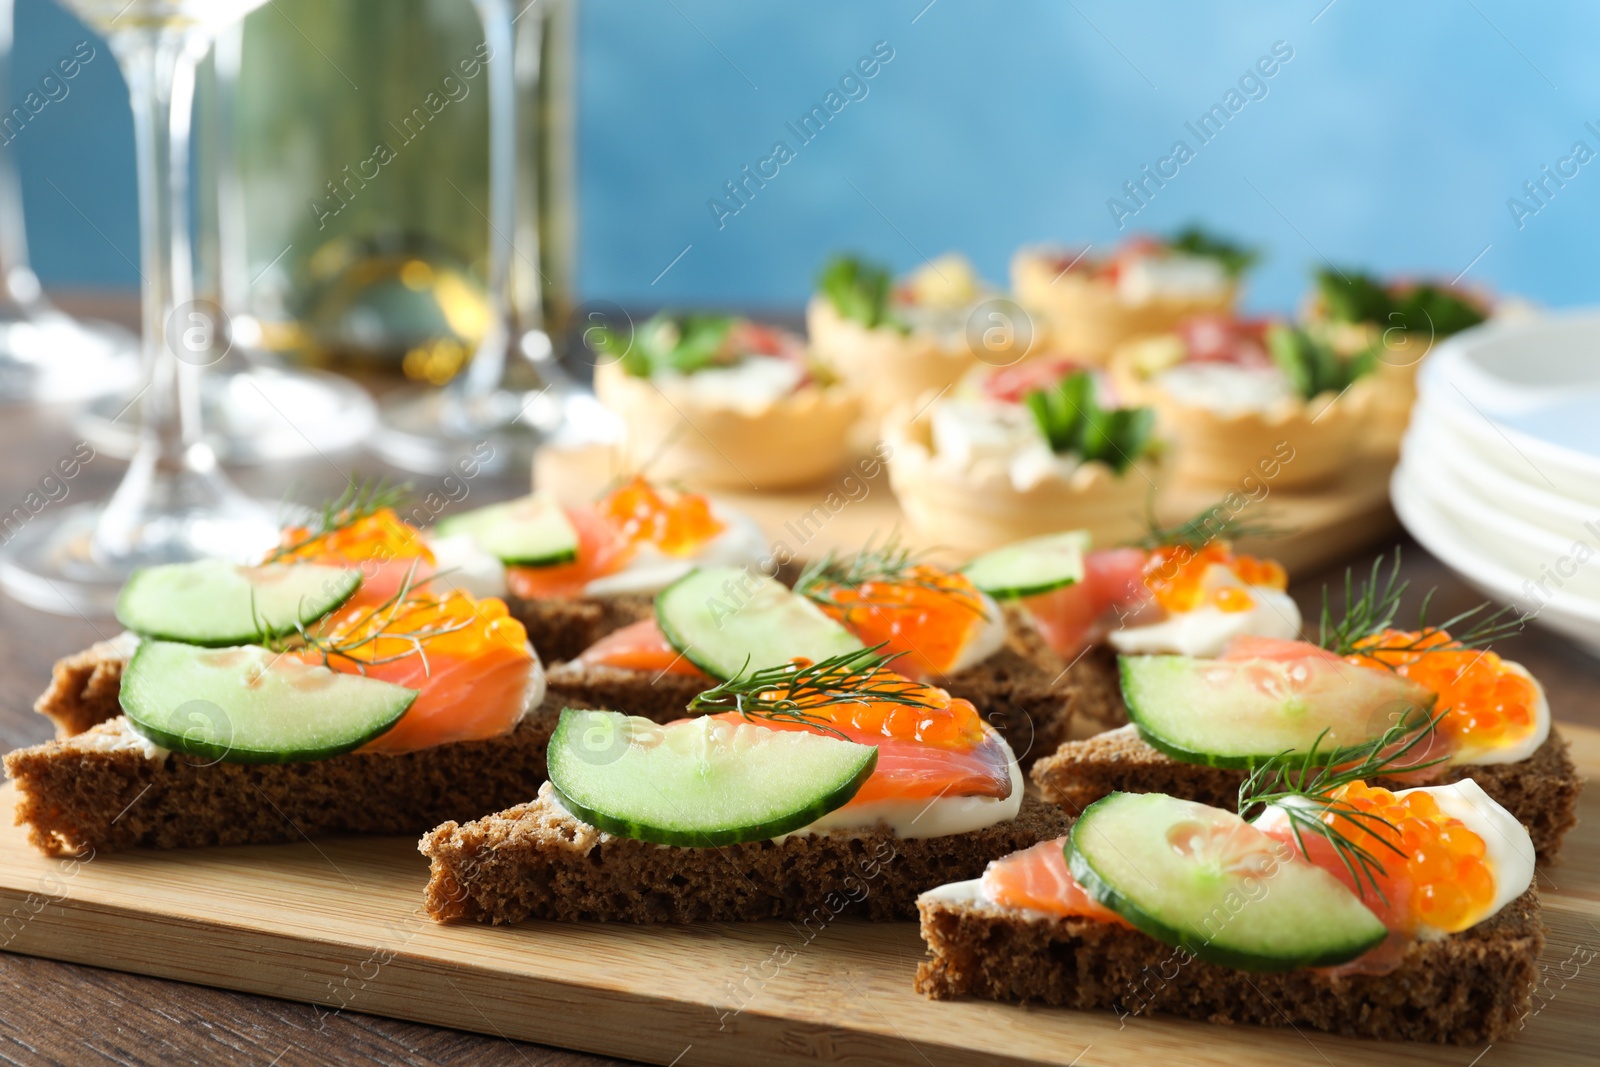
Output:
left=1221, top=634, right=1342, bottom=663
left=274, top=508, right=436, bottom=608
left=980, top=837, right=1129, bottom=924
left=577, top=619, right=709, bottom=677
left=312, top=591, right=536, bottom=754
left=1021, top=546, right=1150, bottom=658
left=810, top=566, right=986, bottom=681
left=506, top=505, right=634, bottom=600
left=703, top=670, right=1015, bottom=806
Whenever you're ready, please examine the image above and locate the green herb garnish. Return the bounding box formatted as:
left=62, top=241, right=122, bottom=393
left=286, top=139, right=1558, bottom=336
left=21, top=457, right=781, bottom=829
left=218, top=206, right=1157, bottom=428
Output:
left=795, top=530, right=983, bottom=615
left=1168, top=225, right=1259, bottom=278
left=1130, top=499, right=1280, bottom=553
left=817, top=253, right=906, bottom=332
left=1266, top=323, right=1376, bottom=401
left=689, top=645, right=938, bottom=740
left=1024, top=370, right=1156, bottom=473
left=264, top=477, right=411, bottom=563
left=1314, top=268, right=1487, bottom=339
left=1317, top=552, right=1527, bottom=658
left=604, top=312, right=739, bottom=379
left=1237, top=712, right=1450, bottom=905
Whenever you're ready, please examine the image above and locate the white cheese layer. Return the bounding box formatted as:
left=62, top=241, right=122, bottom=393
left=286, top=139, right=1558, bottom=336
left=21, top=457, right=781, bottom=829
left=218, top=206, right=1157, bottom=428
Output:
left=1448, top=662, right=1550, bottom=766
left=1107, top=564, right=1301, bottom=656
left=918, top=876, right=985, bottom=906
left=655, top=355, right=803, bottom=414
left=1155, top=362, right=1296, bottom=416
left=1116, top=253, right=1230, bottom=305
left=927, top=398, right=1080, bottom=491
left=580, top=506, right=769, bottom=598
left=426, top=533, right=507, bottom=599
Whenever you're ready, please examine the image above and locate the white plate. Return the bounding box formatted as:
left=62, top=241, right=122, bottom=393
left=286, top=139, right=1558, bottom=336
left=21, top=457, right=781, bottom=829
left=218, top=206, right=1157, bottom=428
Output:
left=1403, top=409, right=1600, bottom=547
left=1391, top=465, right=1600, bottom=658
left=1420, top=311, right=1600, bottom=505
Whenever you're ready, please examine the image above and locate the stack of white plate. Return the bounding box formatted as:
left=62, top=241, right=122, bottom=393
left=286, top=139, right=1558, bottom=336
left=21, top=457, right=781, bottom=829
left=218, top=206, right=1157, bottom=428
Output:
left=1392, top=309, right=1600, bottom=656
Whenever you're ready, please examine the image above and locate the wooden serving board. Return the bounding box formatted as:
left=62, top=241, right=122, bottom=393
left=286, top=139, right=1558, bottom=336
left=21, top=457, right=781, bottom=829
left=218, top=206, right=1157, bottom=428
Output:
left=712, top=449, right=1399, bottom=579
left=0, top=728, right=1594, bottom=1066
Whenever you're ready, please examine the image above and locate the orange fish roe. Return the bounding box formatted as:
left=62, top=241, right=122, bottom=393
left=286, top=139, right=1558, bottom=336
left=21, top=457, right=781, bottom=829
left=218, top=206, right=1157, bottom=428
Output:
left=597, top=476, right=725, bottom=557
left=1143, top=542, right=1286, bottom=615
left=774, top=666, right=988, bottom=751
left=811, top=565, right=986, bottom=679
left=274, top=508, right=433, bottom=570
left=1323, top=781, right=1496, bottom=934
left=1348, top=628, right=1539, bottom=754
left=314, top=590, right=533, bottom=754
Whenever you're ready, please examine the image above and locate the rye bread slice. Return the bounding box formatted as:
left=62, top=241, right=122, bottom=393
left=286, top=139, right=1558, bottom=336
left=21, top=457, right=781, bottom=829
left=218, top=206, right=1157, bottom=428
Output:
left=1030, top=726, right=1582, bottom=860
left=914, top=886, right=1545, bottom=1044
left=35, top=638, right=129, bottom=738
left=4, top=704, right=569, bottom=855
left=420, top=784, right=1071, bottom=924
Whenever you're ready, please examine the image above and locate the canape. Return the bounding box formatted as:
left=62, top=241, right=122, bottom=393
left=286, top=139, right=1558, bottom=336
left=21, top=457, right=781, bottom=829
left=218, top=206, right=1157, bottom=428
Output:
left=434, top=477, right=771, bottom=663
left=807, top=253, right=1027, bottom=432
left=1111, top=315, right=1375, bottom=489
left=916, top=769, right=1543, bottom=1043
left=544, top=551, right=1076, bottom=768
left=5, top=492, right=553, bottom=854
left=1305, top=267, right=1491, bottom=453
left=1031, top=558, right=1582, bottom=860
left=421, top=650, right=1071, bottom=924
left=1011, top=228, right=1255, bottom=360
left=593, top=312, right=860, bottom=489
left=885, top=359, right=1162, bottom=551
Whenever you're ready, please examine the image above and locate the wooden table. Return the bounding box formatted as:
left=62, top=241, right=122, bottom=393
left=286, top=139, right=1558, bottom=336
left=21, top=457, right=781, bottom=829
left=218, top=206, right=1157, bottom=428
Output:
left=1, top=301, right=1595, bottom=1066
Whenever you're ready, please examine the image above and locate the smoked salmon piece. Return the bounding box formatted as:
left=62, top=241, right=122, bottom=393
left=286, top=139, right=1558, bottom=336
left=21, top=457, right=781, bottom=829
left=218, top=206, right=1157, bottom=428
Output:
left=979, top=837, right=1128, bottom=925
left=577, top=618, right=709, bottom=678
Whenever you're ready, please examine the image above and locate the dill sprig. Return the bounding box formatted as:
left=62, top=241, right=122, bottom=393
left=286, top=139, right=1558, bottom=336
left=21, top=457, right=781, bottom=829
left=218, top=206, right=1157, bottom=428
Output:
left=263, top=477, right=412, bottom=563
left=273, top=562, right=472, bottom=679
left=688, top=645, right=939, bottom=740
left=795, top=530, right=983, bottom=616
left=1237, top=711, right=1450, bottom=906
left=1317, top=551, right=1527, bottom=658
left=1128, top=498, right=1281, bottom=553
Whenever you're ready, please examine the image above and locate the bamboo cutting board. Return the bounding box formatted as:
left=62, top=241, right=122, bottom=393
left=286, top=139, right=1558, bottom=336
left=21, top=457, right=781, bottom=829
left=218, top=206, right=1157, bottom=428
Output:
left=0, top=729, right=1593, bottom=1066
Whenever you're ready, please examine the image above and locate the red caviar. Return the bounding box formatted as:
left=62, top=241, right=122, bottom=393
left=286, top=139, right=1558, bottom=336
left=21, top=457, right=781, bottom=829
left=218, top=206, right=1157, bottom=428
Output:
left=314, top=589, right=533, bottom=754
left=1143, top=542, right=1287, bottom=615
left=776, top=667, right=988, bottom=751
left=597, top=476, right=725, bottom=557
left=1321, top=781, right=1496, bottom=934
left=274, top=508, right=434, bottom=606
left=810, top=565, right=987, bottom=680
left=1348, top=629, right=1539, bottom=753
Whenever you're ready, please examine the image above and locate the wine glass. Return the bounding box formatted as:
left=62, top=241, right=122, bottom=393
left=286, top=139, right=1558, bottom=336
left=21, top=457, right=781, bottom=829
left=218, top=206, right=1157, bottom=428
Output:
left=71, top=18, right=378, bottom=463
left=0, top=0, right=138, bottom=404
left=0, top=0, right=280, bottom=615
left=370, top=0, right=616, bottom=477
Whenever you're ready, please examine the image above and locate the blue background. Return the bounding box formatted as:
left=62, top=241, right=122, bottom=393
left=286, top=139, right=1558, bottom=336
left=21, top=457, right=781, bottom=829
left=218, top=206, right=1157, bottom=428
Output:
left=14, top=0, right=1599, bottom=313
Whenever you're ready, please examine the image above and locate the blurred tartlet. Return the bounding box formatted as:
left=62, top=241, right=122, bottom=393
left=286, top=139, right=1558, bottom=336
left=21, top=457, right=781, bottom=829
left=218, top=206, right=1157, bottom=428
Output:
left=1111, top=315, right=1376, bottom=490
left=592, top=312, right=859, bottom=489
left=806, top=253, right=1032, bottom=431
left=886, top=358, right=1162, bottom=551
left=1011, top=228, right=1254, bottom=361
left=1303, top=267, right=1490, bottom=454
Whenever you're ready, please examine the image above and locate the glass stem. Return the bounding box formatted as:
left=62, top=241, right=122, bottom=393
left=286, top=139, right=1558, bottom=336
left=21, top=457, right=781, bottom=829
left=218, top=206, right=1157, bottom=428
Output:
left=0, top=0, right=41, bottom=314
left=118, top=30, right=210, bottom=461
left=462, top=0, right=515, bottom=400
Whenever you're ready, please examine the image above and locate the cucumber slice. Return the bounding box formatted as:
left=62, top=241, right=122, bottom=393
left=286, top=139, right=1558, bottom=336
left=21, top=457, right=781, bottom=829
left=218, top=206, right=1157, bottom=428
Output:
left=1067, top=792, right=1387, bottom=971
left=434, top=494, right=579, bottom=566
left=120, top=641, right=416, bottom=763
left=1121, top=654, right=1435, bottom=769
left=656, top=566, right=863, bottom=679
left=547, top=708, right=877, bottom=846
left=115, top=559, right=361, bottom=647
left=961, top=531, right=1089, bottom=598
